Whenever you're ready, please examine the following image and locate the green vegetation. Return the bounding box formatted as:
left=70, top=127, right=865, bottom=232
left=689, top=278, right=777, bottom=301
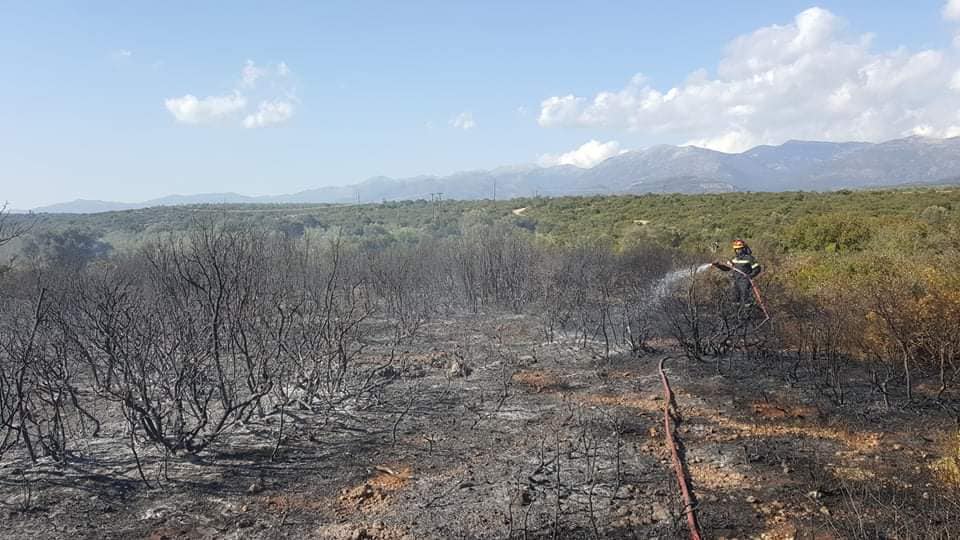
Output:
left=7, top=188, right=960, bottom=259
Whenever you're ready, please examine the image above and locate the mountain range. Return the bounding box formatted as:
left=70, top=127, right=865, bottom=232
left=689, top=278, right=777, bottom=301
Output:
left=31, top=135, right=960, bottom=213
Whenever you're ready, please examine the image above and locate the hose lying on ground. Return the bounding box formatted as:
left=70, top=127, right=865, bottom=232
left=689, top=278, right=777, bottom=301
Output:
left=658, top=356, right=703, bottom=540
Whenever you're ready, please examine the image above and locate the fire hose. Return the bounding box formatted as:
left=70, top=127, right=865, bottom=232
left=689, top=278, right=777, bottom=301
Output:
left=658, top=356, right=703, bottom=540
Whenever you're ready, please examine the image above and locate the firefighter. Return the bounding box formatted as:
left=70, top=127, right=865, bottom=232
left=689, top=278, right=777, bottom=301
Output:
left=712, top=239, right=762, bottom=308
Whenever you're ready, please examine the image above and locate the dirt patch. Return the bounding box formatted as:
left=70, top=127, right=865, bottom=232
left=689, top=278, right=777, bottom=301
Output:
left=694, top=406, right=882, bottom=454
left=688, top=463, right=753, bottom=491
left=751, top=400, right=819, bottom=420
left=261, top=493, right=326, bottom=513
left=756, top=520, right=799, bottom=540
left=511, top=369, right=564, bottom=393
left=369, top=465, right=413, bottom=491
left=316, top=521, right=413, bottom=540
left=338, top=465, right=413, bottom=513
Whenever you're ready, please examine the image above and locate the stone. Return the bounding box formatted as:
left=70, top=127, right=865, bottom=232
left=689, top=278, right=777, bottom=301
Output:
left=448, top=360, right=472, bottom=378
left=650, top=502, right=670, bottom=523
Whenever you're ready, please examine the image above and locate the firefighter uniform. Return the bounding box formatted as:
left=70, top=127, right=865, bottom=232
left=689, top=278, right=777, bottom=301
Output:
left=712, top=239, right=762, bottom=307
left=730, top=246, right=762, bottom=306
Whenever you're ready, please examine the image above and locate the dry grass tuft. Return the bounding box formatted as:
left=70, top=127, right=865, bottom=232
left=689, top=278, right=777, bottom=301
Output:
left=932, top=431, right=960, bottom=489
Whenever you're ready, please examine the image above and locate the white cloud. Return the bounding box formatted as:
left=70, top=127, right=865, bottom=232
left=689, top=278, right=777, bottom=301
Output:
left=164, top=93, right=247, bottom=124
left=945, top=0, right=960, bottom=21
left=243, top=100, right=294, bottom=128
left=450, top=111, right=476, bottom=130
left=539, top=95, right=584, bottom=127
left=538, top=140, right=625, bottom=168
left=165, top=61, right=296, bottom=127
left=683, top=131, right=760, bottom=154
left=539, top=6, right=960, bottom=152
left=241, top=60, right=267, bottom=87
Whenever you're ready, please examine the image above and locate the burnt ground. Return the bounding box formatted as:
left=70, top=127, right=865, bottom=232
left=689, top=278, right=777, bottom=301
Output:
left=2, top=312, right=959, bottom=539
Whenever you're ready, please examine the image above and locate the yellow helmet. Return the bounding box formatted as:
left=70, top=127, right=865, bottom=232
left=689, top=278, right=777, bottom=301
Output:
left=731, top=239, right=746, bottom=250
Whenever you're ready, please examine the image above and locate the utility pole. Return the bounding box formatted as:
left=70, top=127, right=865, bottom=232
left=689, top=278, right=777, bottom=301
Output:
left=493, top=179, right=497, bottom=202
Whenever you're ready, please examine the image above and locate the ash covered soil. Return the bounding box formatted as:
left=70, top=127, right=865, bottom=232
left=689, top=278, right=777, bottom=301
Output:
left=2, top=313, right=958, bottom=539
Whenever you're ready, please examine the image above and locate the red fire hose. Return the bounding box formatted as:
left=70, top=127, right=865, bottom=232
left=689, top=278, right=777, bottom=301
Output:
left=731, top=267, right=770, bottom=325
left=658, top=356, right=703, bottom=540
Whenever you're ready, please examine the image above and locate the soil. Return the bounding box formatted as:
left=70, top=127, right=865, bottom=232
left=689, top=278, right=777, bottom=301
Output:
left=1, top=312, right=958, bottom=539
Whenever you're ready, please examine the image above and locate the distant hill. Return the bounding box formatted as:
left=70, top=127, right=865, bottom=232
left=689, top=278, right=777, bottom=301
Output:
left=30, top=135, right=960, bottom=213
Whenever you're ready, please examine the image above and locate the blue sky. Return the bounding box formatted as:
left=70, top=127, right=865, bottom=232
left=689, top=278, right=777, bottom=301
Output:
left=2, top=1, right=959, bottom=208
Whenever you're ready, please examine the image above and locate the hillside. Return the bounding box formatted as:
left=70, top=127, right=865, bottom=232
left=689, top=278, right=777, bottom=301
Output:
left=31, top=136, right=960, bottom=213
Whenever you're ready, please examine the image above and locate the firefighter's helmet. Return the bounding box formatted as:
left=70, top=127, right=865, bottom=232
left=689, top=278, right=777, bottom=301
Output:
left=731, top=239, right=746, bottom=250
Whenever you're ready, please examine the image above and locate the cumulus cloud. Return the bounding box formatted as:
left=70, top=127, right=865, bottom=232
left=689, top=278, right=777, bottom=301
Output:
left=164, top=93, right=247, bottom=124
left=539, top=6, right=960, bottom=152
left=243, top=100, right=294, bottom=128
left=945, top=0, right=960, bottom=21
left=450, top=111, right=476, bottom=130
left=538, top=140, right=625, bottom=168
left=165, top=61, right=295, bottom=128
